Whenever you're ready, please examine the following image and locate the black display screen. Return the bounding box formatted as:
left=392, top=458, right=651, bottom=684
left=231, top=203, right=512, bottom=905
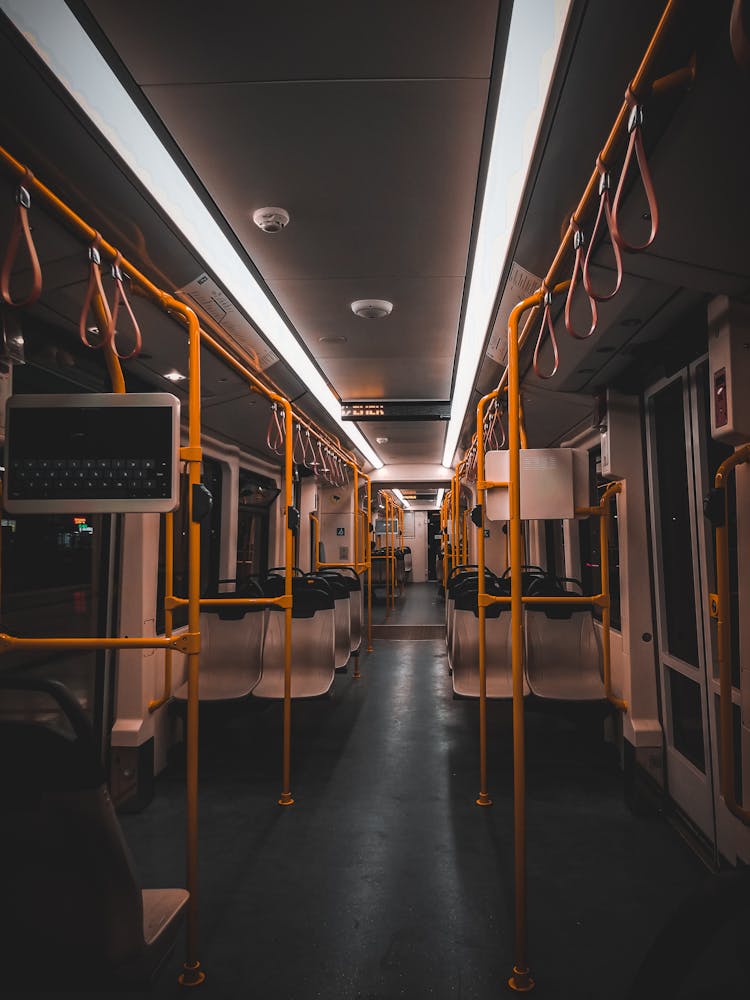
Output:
left=6, top=404, right=175, bottom=505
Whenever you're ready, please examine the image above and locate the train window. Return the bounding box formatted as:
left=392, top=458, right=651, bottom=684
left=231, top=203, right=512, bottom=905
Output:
left=669, top=670, right=705, bottom=773
left=652, top=381, right=699, bottom=667
left=236, top=468, right=274, bottom=586
left=156, top=458, right=223, bottom=633
left=578, top=447, right=621, bottom=630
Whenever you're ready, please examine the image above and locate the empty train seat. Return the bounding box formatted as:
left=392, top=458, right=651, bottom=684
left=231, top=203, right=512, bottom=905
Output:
left=253, top=574, right=336, bottom=698
left=173, top=579, right=267, bottom=702
left=319, top=567, right=363, bottom=654
left=403, top=546, right=412, bottom=578
left=524, top=576, right=605, bottom=700
left=451, top=577, right=530, bottom=699
left=316, top=570, right=352, bottom=669
left=445, top=566, right=496, bottom=660
left=0, top=677, right=188, bottom=990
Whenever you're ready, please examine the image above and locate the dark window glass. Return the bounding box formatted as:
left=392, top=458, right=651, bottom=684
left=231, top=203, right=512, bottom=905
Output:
left=236, top=468, right=270, bottom=586
left=652, top=380, right=699, bottom=665
left=714, top=695, right=743, bottom=805
left=670, top=668, right=705, bottom=772
left=156, top=458, right=223, bottom=633
left=578, top=446, right=621, bottom=630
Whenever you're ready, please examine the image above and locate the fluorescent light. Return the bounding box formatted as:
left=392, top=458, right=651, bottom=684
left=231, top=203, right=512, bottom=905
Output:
left=442, top=0, right=572, bottom=467
left=436, top=488, right=445, bottom=508
left=392, top=489, right=410, bottom=510
left=2, top=0, right=383, bottom=471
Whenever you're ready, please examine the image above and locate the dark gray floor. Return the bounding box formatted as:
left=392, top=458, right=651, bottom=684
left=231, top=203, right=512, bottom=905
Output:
left=99, top=637, right=748, bottom=998
left=370, top=581, right=445, bottom=626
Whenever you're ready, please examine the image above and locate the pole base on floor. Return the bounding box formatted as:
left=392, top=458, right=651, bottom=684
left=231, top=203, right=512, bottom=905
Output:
left=353, top=654, right=361, bottom=679
left=476, top=792, right=493, bottom=807
left=278, top=792, right=295, bottom=807
left=178, top=961, right=206, bottom=987
left=508, top=966, right=535, bottom=992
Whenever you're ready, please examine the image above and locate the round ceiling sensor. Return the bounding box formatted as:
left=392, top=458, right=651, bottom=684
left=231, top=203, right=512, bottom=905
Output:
left=252, top=207, right=290, bottom=233
left=375, top=436, right=389, bottom=444
left=351, top=299, right=393, bottom=319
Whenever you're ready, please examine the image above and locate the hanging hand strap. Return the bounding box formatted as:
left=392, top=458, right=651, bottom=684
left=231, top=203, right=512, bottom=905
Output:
left=611, top=87, right=659, bottom=252
left=110, top=253, right=142, bottom=360
left=293, top=422, right=306, bottom=465
left=266, top=402, right=284, bottom=454
left=79, top=235, right=114, bottom=350
left=533, top=288, right=560, bottom=380
left=582, top=159, right=623, bottom=301
left=1, top=171, right=42, bottom=308
left=304, top=429, right=317, bottom=471
left=565, top=218, right=598, bottom=339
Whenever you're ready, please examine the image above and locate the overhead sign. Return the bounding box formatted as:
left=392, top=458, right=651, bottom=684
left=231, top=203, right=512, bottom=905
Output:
left=341, top=401, right=451, bottom=421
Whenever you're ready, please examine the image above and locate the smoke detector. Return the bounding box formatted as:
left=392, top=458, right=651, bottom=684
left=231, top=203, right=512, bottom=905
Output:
left=376, top=436, right=389, bottom=444
left=252, top=207, right=290, bottom=233
left=351, top=299, right=393, bottom=319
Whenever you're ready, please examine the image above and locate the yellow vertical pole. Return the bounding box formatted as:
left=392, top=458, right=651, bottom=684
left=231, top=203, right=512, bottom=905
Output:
left=507, top=298, right=535, bottom=993
left=475, top=390, right=497, bottom=809
left=353, top=466, right=359, bottom=572
left=367, top=478, right=373, bottom=652
left=279, top=401, right=295, bottom=807
left=177, top=303, right=205, bottom=987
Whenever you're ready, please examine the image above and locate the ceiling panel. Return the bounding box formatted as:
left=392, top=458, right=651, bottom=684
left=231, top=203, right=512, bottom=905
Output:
left=142, top=78, right=489, bottom=282
left=84, top=1, right=499, bottom=85
left=353, top=419, right=446, bottom=466
left=321, top=356, right=452, bottom=403
left=269, top=275, right=464, bottom=365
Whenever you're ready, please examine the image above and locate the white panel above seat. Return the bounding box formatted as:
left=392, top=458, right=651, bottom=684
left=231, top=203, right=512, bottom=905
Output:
left=485, top=448, right=589, bottom=521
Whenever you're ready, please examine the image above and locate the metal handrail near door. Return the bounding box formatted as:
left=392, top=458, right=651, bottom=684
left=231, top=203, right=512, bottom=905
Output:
left=0, top=145, right=206, bottom=987
left=468, top=2, right=692, bottom=986
left=711, top=443, right=750, bottom=825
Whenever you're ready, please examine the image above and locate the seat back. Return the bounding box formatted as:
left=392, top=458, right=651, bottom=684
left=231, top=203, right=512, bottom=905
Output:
left=253, top=575, right=336, bottom=698
left=318, top=568, right=362, bottom=654
left=524, top=576, right=605, bottom=700
left=0, top=678, right=146, bottom=982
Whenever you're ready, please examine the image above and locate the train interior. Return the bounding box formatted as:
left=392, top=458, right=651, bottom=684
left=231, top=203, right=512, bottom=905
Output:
left=1, top=1, right=750, bottom=996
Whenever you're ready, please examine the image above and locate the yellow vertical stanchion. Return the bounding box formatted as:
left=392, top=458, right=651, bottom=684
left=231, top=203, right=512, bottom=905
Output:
left=598, top=484, right=627, bottom=711
left=279, top=401, right=295, bottom=807
left=475, top=389, right=497, bottom=809
left=366, top=479, right=373, bottom=652
left=506, top=296, right=534, bottom=993
left=177, top=301, right=205, bottom=987
left=149, top=510, right=174, bottom=712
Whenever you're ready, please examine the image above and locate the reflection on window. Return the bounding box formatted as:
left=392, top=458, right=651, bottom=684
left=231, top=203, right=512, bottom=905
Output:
left=156, top=458, right=223, bottom=633
left=237, top=468, right=274, bottom=585
left=670, top=669, right=705, bottom=772
left=578, top=446, right=621, bottom=629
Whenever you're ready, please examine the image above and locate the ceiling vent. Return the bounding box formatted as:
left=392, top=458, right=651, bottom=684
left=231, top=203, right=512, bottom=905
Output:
left=252, top=207, right=290, bottom=233
left=350, top=299, right=393, bottom=319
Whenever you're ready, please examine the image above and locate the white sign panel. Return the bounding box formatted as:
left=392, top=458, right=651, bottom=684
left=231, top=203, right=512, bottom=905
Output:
left=179, top=272, right=279, bottom=371
left=485, top=262, right=541, bottom=366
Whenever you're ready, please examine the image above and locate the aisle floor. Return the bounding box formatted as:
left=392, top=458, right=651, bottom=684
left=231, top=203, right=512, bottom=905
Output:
left=370, top=581, right=445, bottom=626
left=114, top=639, right=734, bottom=999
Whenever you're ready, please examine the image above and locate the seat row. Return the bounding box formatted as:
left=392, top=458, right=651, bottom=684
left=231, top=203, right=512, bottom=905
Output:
left=445, top=566, right=605, bottom=701
left=173, top=567, right=363, bottom=703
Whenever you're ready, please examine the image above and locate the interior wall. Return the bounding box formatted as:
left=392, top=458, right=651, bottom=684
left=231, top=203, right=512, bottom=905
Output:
left=406, top=510, right=429, bottom=582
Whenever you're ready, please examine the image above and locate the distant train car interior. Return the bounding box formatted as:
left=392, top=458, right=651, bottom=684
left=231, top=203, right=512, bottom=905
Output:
left=2, top=1, right=750, bottom=996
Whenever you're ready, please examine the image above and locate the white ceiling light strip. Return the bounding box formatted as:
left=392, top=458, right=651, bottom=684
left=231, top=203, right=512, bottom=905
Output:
left=435, top=488, right=445, bottom=508
left=2, top=0, right=383, bottom=470
left=442, top=0, right=573, bottom=468
left=392, top=489, right=410, bottom=510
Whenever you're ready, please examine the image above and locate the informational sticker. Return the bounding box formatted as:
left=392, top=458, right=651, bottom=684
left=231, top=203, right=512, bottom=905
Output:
left=336, top=527, right=345, bottom=536
left=484, top=529, right=491, bottom=538
left=178, top=272, right=279, bottom=371
left=485, top=262, right=541, bottom=367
